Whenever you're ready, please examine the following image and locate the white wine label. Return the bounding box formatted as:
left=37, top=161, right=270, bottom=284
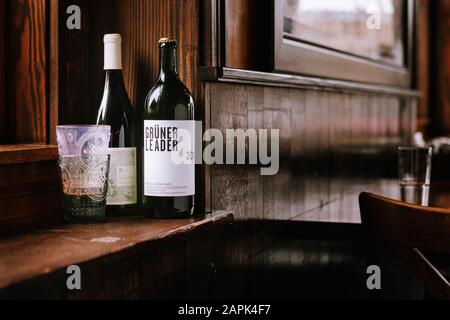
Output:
left=107, top=147, right=137, bottom=205
left=144, top=120, right=195, bottom=197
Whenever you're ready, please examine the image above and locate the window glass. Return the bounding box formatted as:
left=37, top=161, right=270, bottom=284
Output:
left=283, top=0, right=404, bottom=66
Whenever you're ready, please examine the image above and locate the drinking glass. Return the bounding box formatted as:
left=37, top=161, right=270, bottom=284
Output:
left=398, top=146, right=432, bottom=206
left=56, top=125, right=111, bottom=223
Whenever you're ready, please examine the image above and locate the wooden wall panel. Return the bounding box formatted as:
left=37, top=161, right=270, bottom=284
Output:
left=0, top=161, right=61, bottom=235
left=0, top=0, right=5, bottom=143
left=58, top=0, right=107, bottom=125
left=48, top=0, right=59, bottom=145
left=59, top=0, right=201, bottom=124
left=225, top=0, right=272, bottom=70
left=208, top=82, right=416, bottom=221
left=431, top=0, right=450, bottom=135
left=6, top=0, right=47, bottom=143
left=416, top=0, right=430, bottom=134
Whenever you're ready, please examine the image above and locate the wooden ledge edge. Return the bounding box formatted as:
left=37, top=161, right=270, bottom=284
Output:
left=0, top=211, right=234, bottom=291
left=0, top=144, right=58, bottom=165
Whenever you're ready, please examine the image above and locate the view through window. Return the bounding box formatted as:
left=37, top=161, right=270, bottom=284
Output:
left=283, top=0, right=405, bottom=66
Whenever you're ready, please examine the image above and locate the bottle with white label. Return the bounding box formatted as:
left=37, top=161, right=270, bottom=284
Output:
left=96, top=34, right=137, bottom=216
left=142, top=38, right=195, bottom=218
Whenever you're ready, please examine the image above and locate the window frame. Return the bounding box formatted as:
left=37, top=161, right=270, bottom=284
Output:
left=274, top=0, right=416, bottom=87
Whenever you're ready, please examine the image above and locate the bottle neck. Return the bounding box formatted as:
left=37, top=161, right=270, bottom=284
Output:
left=104, top=41, right=122, bottom=70
left=159, top=45, right=178, bottom=81
left=104, top=70, right=125, bottom=86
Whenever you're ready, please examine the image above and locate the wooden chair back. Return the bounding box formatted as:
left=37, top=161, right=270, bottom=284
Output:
left=359, top=192, right=450, bottom=299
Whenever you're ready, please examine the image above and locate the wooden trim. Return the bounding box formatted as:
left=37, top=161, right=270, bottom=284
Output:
left=416, top=0, right=430, bottom=133
left=0, top=145, right=58, bottom=165
left=201, top=0, right=221, bottom=67
left=275, top=38, right=411, bottom=87
left=406, top=0, right=417, bottom=85
left=224, top=0, right=272, bottom=71
left=48, top=0, right=59, bottom=145
left=201, top=67, right=421, bottom=97
left=274, top=0, right=414, bottom=87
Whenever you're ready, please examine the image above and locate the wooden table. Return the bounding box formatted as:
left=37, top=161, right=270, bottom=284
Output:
left=288, top=178, right=450, bottom=295
left=242, top=179, right=450, bottom=249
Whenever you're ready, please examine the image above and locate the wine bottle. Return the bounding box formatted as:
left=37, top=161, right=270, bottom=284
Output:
left=96, top=34, right=137, bottom=216
left=142, top=38, right=195, bottom=219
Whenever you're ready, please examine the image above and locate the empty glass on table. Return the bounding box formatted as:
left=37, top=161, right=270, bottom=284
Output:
left=398, top=146, right=433, bottom=206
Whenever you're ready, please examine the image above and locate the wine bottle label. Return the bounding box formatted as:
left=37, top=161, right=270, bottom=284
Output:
left=107, top=147, right=137, bottom=205
left=144, top=120, right=195, bottom=197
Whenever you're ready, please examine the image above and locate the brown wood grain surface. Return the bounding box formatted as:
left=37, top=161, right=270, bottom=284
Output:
left=0, top=211, right=233, bottom=290
left=48, top=0, right=59, bottom=144
left=417, top=0, right=430, bottom=134
left=431, top=0, right=450, bottom=135
left=6, top=0, right=47, bottom=143
left=360, top=192, right=450, bottom=253
left=0, top=144, right=58, bottom=165
left=0, top=160, right=59, bottom=189
left=59, top=0, right=201, bottom=124
left=0, top=160, right=61, bottom=235
left=208, top=82, right=413, bottom=221
left=225, top=0, right=271, bottom=70
left=0, top=1, right=5, bottom=143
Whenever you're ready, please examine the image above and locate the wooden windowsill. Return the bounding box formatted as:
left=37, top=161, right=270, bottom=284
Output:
left=0, top=144, right=58, bottom=165
left=0, top=211, right=233, bottom=291
left=200, top=67, right=421, bottom=97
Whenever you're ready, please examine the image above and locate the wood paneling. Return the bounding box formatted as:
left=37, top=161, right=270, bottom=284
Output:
left=0, top=0, right=58, bottom=144
left=207, top=82, right=414, bottom=220
left=57, top=0, right=94, bottom=126
left=431, top=0, right=450, bottom=135
left=225, top=0, right=271, bottom=70
left=0, top=144, right=62, bottom=235
left=6, top=0, right=47, bottom=143
left=0, top=1, right=60, bottom=235
left=0, top=145, right=57, bottom=165
left=0, top=0, right=5, bottom=143
left=0, top=160, right=61, bottom=235
left=59, top=0, right=201, bottom=124
left=48, top=0, right=59, bottom=145
left=416, top=0, right=430, bottom=134
left=203, top=82, right=418, bottom=299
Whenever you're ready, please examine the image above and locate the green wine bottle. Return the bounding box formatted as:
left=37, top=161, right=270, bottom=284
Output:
left=142, top=38, right=195, bottom=219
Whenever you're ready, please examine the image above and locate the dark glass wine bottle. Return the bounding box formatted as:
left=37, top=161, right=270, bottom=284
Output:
left=96, top=34, right=137, bottom=216
left=142, top=38, right=195, bottom=219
